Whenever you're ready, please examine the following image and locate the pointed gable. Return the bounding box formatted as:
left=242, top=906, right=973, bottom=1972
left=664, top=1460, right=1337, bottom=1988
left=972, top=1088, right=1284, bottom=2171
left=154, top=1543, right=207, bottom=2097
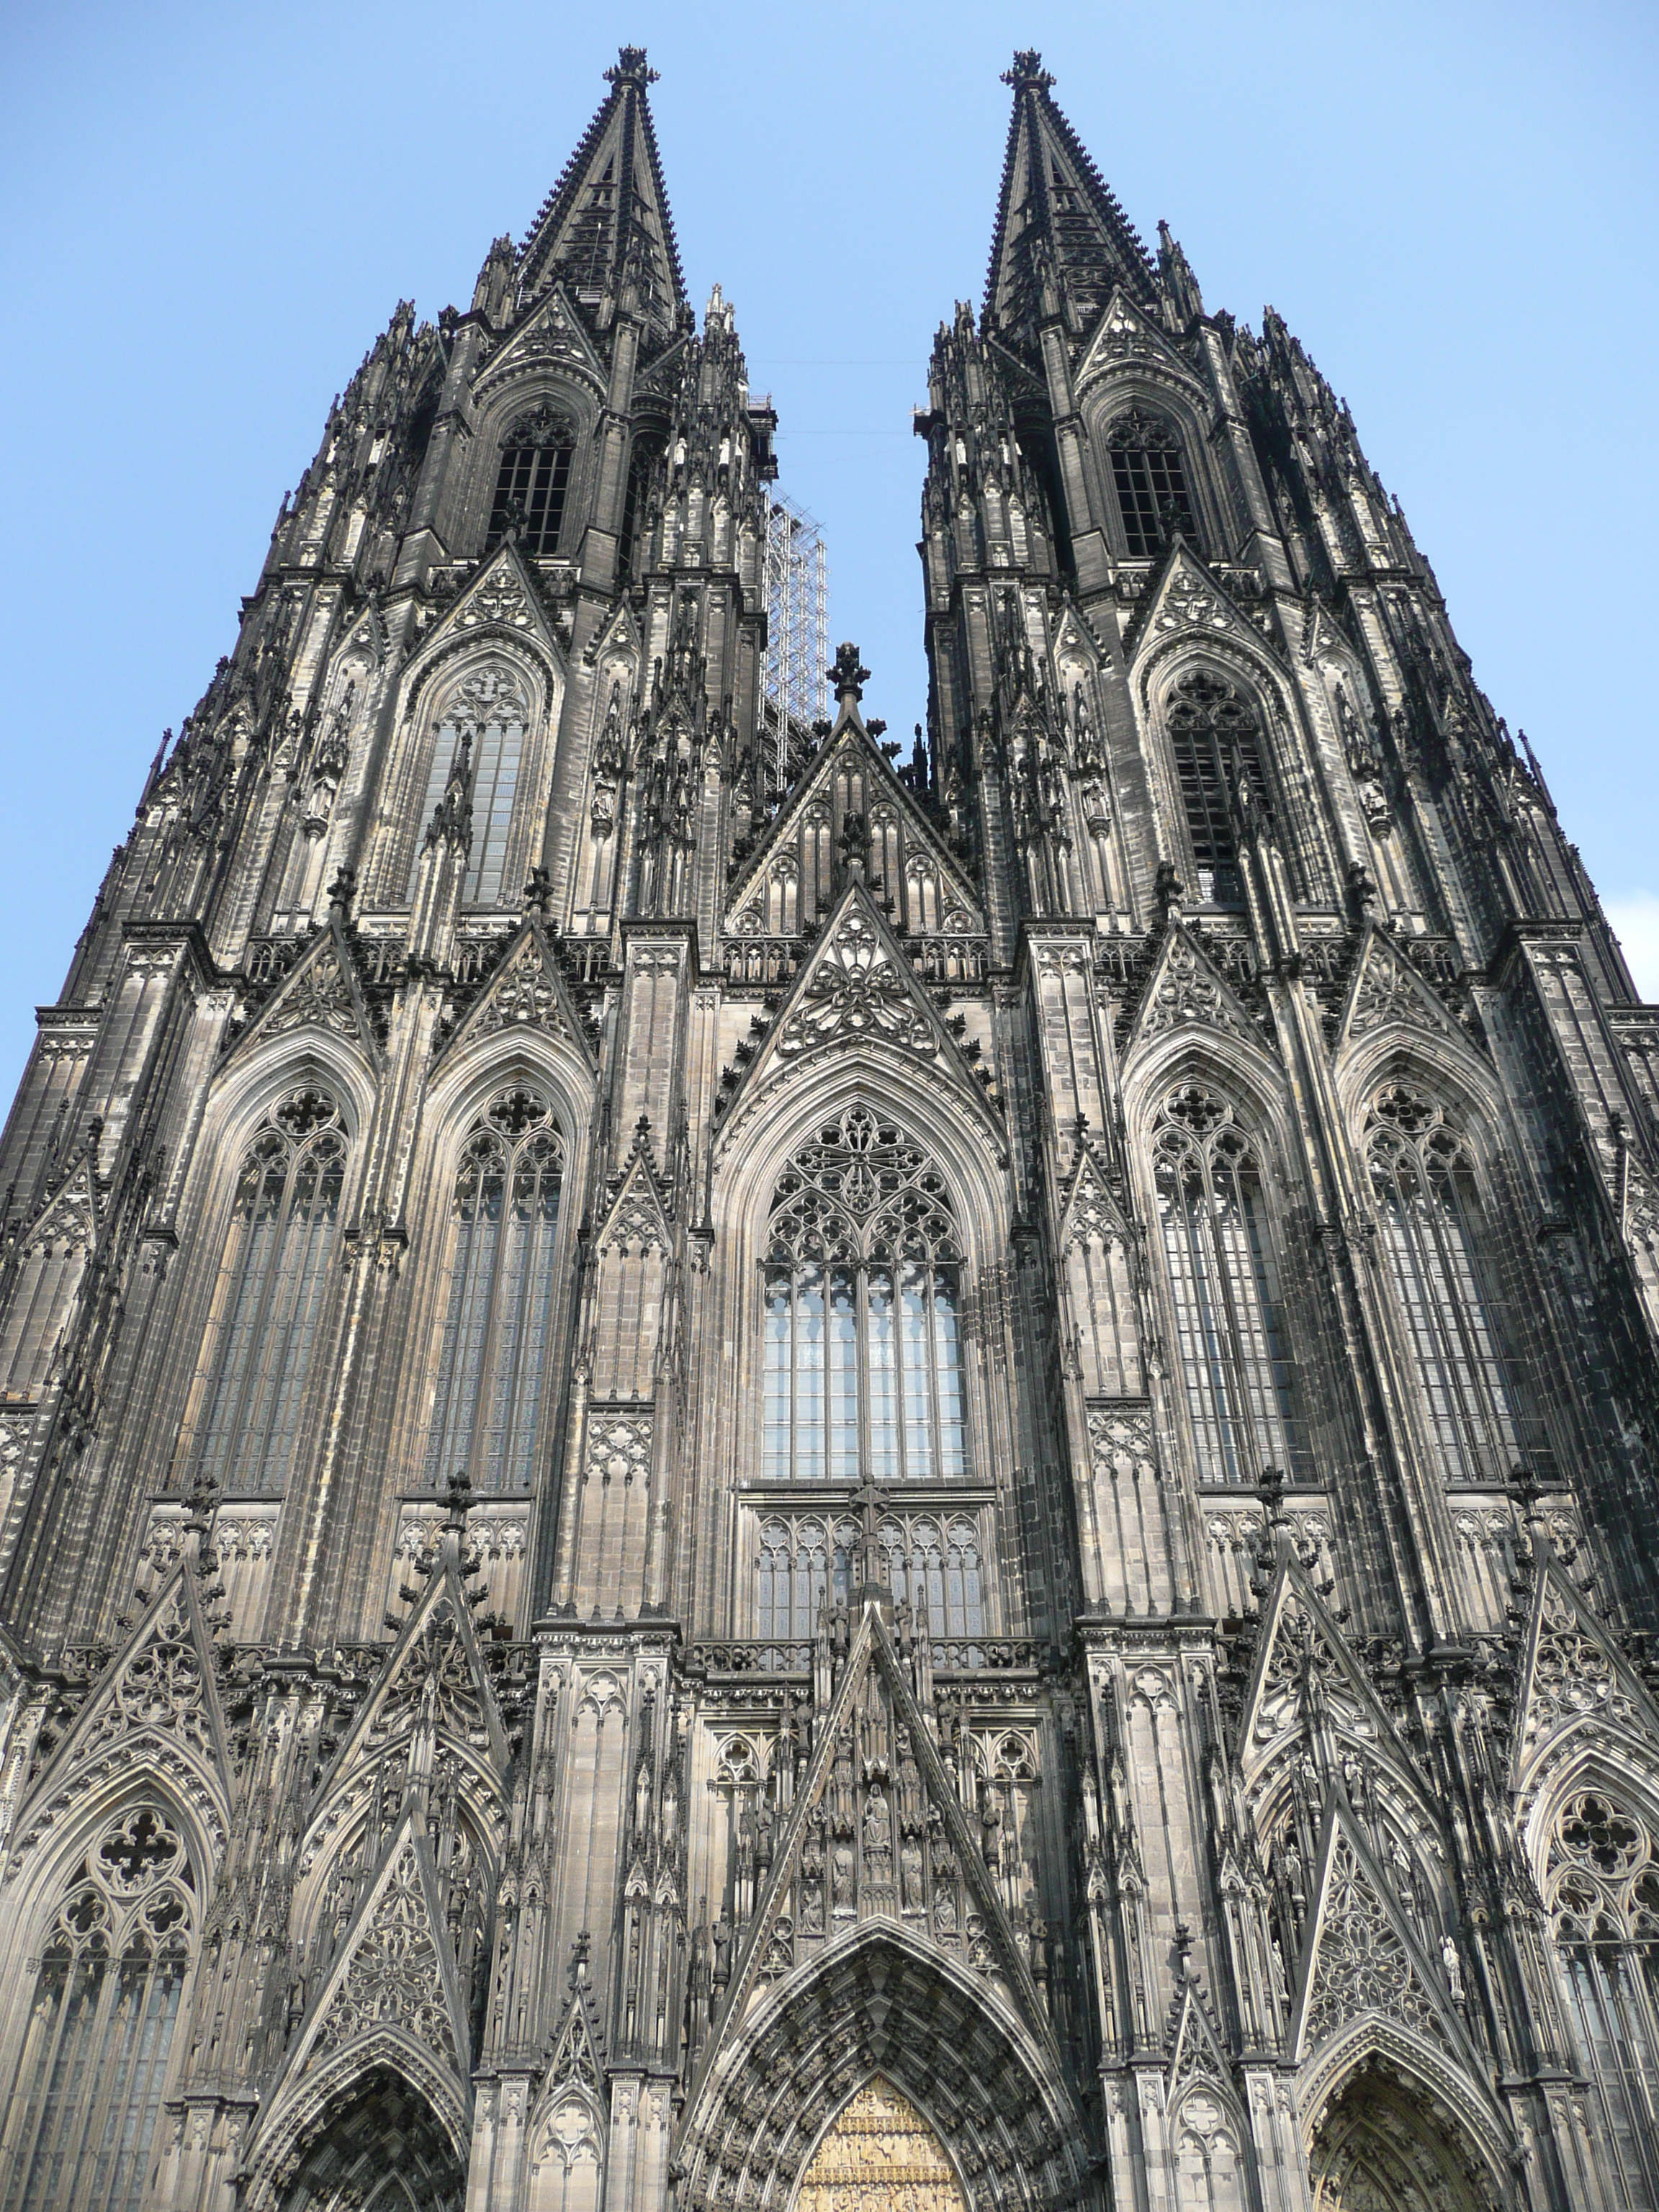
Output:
left=284, top=1809, right=472, bottom=2086
left=228, top=919, right=380, bottom=1065
left=1075, top=284, right=1202, bottom=397
left=476, top=282, right=607, bottom=398
left=1237, top=1557, right=1398, bottom=1776
left=1338, top=925, right=1470, bottom=1053
left=516, top=48, right=685, bottom=338
left=985, top=52, right=1159, bottom=355
left=1124, top=539, right=1274, bottom=666
left=428, top=540, right=564, bottom=667
left=1127, top=920, right=1261, bottom=1053
left=1510, top=1553, right=1659, bottom=1788
left=1166, top=1976, right=1234, bottom=2094
left=1059, top=1143, right=1130, bottom=1253
left=719, top=885, right=999, bottom=1138
left=705, top=1605, right=1056, bottom=2062
left=595, top=1143, right=673, bottom=1257
left=16, top=1565, right=232, bottom=1868
left=433, top=916, right=595, bottom=1069
left=724, top=696, right=984, bottom=945
left=1291, top=1807, right=1468, bottom=2062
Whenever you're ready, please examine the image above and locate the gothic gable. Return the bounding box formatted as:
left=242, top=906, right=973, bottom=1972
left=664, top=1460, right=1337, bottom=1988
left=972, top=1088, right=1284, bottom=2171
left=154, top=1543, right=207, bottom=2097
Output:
left=280, top=1807, right=472, bottom=2092
left=432, top=916, right=595, bottom=1070
left=227, top=920, right=381, bottom=1068
left=595, top=1136, right=673, bottom=1256
left=1124, top=539, right=1275, bottom=668
left=1336, top=925, right=1470, bottom=1054
left=1166, top=1974, right=1234, bottom=2096
left=477, top=282, right=606, bottom=401
left=14, top=1563, right=231, bottom=1868
left=701, top=1604, right=1056, bottom=2077
left=725, top=711, right=984, bottom=945
left=1058, top=1143, right=1130, bottom=1253
left=18, top=1144, right=101, bottom=1263
left=1074, top=284, right=1204, bottom=400
left=1238, top=1557, right=1399, bottom=1782
left=1510, top=1552, right=1659, bottom=1791
left=421, top=541, right=564, bottom=670
left=1125, top=920, right=1261, bottom=1055
left=1290, top=1805, right=1469, bottom=2066
left=716, top=884, right=999, bottom=1138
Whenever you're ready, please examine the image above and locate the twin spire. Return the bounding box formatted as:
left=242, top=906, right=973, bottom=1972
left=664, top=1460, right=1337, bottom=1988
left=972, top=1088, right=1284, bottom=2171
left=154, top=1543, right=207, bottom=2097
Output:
left=516, top=47, right=1152, bottom=351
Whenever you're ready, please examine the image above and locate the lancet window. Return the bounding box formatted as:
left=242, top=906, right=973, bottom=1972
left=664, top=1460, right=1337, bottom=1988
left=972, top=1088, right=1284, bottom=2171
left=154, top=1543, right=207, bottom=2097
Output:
left=1364, top=1085, right=1521, bottom=1483
left=761, top=1107, right=967, bottom=1485
left=196, top=1088, right=346, bottom=1495
left=1152, top=1085, right=1298, bottom=1485
left=424, top=1088, right=565, bottom=1493
left=0, top=1810, right=194, bottom=2212
left=487, top=402, right=576, bottom=557
left=1166, top=670, right=1269, bottom=907
left=1105, top=405, right=1197, bottom=557
left=410, top=665, right=531, bottom=907
left=1547, top=1790, right=1659, bottom=2205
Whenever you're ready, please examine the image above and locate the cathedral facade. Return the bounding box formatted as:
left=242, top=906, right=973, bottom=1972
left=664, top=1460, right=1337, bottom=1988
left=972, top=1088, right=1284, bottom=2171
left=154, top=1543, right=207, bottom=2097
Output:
left=2, top=42, right=1659, bottom=2212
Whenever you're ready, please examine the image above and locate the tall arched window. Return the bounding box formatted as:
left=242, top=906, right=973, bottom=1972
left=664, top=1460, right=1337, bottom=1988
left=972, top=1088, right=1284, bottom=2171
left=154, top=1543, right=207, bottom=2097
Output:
left=0, top=1809, right=194, bottom=2212
left=410, top=665, right=531, bottom=908
left=1364, top=1084, right=1521, bottom=1484
left=1152, top=1084, right=1298, bottom=1485
left=1105, top=406, right=1196, bottom=557
left=1166, top=670, right=1269, bottom=907
left=487, top=402, right=576, bottom=556
left=197, top=1088, right=346, bottom=1495
left=1548, top=1789, right=1659, bottom=2205
left=424, top=1087, right=565, bottom=1493
left=762, top=1107, right=967, bottom=1485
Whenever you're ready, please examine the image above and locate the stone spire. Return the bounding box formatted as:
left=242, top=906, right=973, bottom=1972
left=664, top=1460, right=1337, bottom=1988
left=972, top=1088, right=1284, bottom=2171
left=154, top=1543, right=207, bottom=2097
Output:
left=516, top=45, right=687, bottom=335
left=984, top=49, right=1159, bottom=351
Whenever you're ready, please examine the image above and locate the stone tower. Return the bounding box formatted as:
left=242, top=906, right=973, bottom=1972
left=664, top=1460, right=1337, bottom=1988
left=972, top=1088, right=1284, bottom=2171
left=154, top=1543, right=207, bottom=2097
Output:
left=0, top=43, right=1655, bottom=2212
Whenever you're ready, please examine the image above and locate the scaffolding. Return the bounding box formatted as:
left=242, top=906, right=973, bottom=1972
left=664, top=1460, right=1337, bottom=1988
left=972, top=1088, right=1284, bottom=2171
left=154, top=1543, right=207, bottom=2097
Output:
left=760, top=494, right=829, bottom=796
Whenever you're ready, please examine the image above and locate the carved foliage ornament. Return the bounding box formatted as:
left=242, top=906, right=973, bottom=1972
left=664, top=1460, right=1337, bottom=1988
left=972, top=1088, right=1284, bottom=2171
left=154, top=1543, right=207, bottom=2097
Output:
left=775, top=912, right=938, bottom=1062
left=313, top=1838, right=458, bottom=2067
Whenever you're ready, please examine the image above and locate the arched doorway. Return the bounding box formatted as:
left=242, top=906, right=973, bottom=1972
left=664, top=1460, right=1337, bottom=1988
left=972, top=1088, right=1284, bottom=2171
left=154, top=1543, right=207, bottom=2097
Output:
left=274, top=2064, right=467, bottom=2212
left=796, top=2078, right=966, bottom=2212
left=1308, top=2056, right=1503, bottom=2211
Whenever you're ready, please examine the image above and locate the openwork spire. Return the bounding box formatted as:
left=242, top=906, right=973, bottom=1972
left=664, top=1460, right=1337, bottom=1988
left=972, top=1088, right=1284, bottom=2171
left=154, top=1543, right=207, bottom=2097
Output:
left=984, top=49, right=1159, bottom=349
left=516, top=45, right=687, bottom=332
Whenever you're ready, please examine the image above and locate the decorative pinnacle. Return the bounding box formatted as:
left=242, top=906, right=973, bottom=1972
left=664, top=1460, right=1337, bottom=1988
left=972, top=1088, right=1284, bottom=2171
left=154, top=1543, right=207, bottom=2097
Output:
left=829, top=642, right=870, bottom=704
left=1002, top=50, right=1055, bottom=92
left=606, top=45, right=659, bottom=87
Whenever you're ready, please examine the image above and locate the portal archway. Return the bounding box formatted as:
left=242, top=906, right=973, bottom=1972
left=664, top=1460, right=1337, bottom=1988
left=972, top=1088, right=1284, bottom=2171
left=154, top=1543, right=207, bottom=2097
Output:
left=271, top=2064, right=467, bottom=2212
left=796, top=2078, right=966, bottom=2212
left=1308, top=2056, right=1504, bottom=2210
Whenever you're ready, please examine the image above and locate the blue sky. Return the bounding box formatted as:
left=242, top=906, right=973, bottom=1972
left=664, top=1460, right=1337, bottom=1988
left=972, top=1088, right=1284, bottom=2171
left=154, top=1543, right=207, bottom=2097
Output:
left=1, top=0, right=1655, bottom=1094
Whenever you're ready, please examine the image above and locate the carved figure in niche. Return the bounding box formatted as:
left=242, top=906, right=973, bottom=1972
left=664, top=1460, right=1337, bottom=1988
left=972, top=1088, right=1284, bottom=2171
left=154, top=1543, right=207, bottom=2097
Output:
left=832, top=1830, right=856, bottom=1915
left=711, top=1911, right=732, bottom=1990
left=901, top=1825, right=925, bottom=1915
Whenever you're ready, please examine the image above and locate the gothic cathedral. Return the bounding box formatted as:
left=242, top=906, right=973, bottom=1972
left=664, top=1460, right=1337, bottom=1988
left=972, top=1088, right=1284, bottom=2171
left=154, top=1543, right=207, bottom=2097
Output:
left=1, top=44, right=1658, bottom=2212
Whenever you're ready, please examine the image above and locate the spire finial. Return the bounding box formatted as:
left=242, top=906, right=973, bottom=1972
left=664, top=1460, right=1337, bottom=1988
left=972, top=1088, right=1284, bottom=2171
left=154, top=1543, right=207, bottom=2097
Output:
left=829, top=642, right=870, bottom=706
left=606, top=45, right=659, bottom=86
left=1002, top=49, right=1054, bottom=91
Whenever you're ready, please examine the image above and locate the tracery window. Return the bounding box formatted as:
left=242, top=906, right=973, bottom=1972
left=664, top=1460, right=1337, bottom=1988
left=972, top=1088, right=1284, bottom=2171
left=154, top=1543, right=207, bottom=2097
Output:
left=487, top=402, right=576, bottom=557
left=618, top=432, right=663, bottom=583
left=755, top=1511, right=985, bottom=1646
left=410, top=666, right=531, bottom=907
left=424, top=1088, right=565, bottom=1493
left=762, top=1107, right=967, bottom=1485
left=1166, top=670, right=1269, bottom=907
left=1152, top=1086, right=1298, bottom=1485
left=1106, top=406, right=1197, bottom=557
left=0, top=1810, right=194, bottom=2212
left=197, top=1088, right=346, bottom=1495
left=1548, top=1790, right=1659, bottom=2206
left=1364, top=1085, right=1521, bottom=1484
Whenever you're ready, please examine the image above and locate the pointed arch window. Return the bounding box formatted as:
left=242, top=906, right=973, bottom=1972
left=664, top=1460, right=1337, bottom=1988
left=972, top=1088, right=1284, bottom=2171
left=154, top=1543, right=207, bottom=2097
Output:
left=1166, top=671, right=1269, bottom=907
left=1548, top=1790, right=1659, bottom=2203
left=762, top=1107, right=968, bottom=1485
left=410, top=666, right=531, bottom=907
left=1152, top=1086, right=1298, bottom=1485
left=196, top=1089, right=346, bottom=1496
left=487, top=402, right=576, bottom=557
left=424, top=1088, right=565, bottom=1493
left=0, top=1810, right=194, bottom=2212
left=1105, top=406, right=1196, bottom=557
left=1364, top=1084, right=1521, bottom=1483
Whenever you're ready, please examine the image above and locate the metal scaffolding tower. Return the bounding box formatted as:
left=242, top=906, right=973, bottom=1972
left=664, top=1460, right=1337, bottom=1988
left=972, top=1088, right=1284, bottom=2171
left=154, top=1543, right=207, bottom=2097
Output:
left=761, top=495, right=829, bottom=794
